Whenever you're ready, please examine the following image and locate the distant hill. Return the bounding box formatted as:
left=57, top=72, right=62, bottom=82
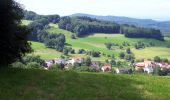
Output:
left=70, top=13, right=170, bottom=34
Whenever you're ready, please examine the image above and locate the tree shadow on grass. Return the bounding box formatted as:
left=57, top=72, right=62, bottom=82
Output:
left=67, top=73, right=146, bottom=100
left=0, top=69, right=160, bottom=100
left=65, top=43, right=72, bottom=46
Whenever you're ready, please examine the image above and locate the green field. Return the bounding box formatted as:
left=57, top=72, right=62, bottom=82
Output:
left=22, top=20, right=33, bottom=25
left=0, top=68, right=169, bottom=100
left=31, top=42, right=63, bottom=60
left=25, top=21, right=170, bottom=61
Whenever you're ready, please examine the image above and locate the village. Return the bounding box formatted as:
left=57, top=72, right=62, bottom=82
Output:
left=44, top=57, right=170, bottom=75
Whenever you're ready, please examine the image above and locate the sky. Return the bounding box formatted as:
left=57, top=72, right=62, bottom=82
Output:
left=17, top=0, right=170, bottom=21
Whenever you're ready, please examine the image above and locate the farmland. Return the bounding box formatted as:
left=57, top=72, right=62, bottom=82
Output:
left=28, top=22, right=170, bottom=61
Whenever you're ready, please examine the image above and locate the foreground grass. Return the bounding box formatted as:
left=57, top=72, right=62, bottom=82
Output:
left=0, top=68, right=169, bottom=100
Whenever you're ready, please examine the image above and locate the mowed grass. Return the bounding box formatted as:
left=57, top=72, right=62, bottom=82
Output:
left=133, top=47, right=170, bottom=60
left=0, top=68, right=170, bottom=100
left=46, top=24, right=170, bottom=60
left=22, top=20, right=33, bottom=25
left=31, top=42, right=62, bottom=60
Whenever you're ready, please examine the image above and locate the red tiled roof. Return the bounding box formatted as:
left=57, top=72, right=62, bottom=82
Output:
left=102, top=64, right=111, bottom=70
left=135, top=63, right=145, bottom=67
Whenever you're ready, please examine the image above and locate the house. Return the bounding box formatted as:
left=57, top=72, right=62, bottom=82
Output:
left=101, top=64, right=112, bottom=72
left=143, top=61, right=154, bottom=73
left=45, top=60, right=55, bottom=68
left=90, top=61, right=100, bottom=71
left=158, top=62, right=170, bottom=71
left=115, top=68, right=132, bottom=74
left=67, top=57, right=83, bottom=65
left=135, top=60, right=155, bottom=74
left=135, top=62, right=145, bottom=70
left=143, top=66, right=153, bottom=74
left=54, top=58, right=66, bottom=64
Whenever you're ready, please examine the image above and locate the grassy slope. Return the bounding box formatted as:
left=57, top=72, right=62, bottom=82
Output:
left=31, top=42, right=63, bottom=60
left=22, top=20, right=33, bottom=25
left=45, top=23, right=170, bottom=60
left=23, top=21, right=170, bottom=60
left=0, top=68, right=169, bottom=100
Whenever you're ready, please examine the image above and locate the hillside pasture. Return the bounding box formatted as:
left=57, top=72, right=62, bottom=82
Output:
left=28, top=22, right=170, bottom=61
left=0, top=68, right=170, bottom=100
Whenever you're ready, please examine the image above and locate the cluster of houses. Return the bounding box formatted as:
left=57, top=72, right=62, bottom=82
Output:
left=134, top=60, right=170, bottom=74
left=45, top=57, right=170, bottom=74
left=45, top=57, right=116, bottom=72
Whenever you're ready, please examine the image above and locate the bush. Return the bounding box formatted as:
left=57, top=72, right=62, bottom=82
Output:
left=63, top=47, right=69, bottom=55
left=135, top=42, right=145, bottom=49
left=154, top=56, right=161, bottom=62
left=71, top=34, right=76, bottom=39
left=26, top=62, right=43, bottom=69
left=11, top=62, right=26, bottom=68
left=105, top=43, right=113, bottom=50
left=126, top=48, right=131, bottom=54
left=119, top=52, right=125, bottom=59
left=134, top=69, right=144, bottom=74
left=167, top=73, right=170, bottom=76
left=153, top=66, right=161, bottom=76
left=21, top=55, right=45, bottom=66
left=74, top=66, right=89, bottom=72
left=78, top=49, right=86, bottom=54
left=84, top=57, right=92, bottom=66
left=48, top=64, right=64, bottom=71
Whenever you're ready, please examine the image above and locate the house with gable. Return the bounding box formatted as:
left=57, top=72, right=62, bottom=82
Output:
left=101, top=64, right=112, bottom=72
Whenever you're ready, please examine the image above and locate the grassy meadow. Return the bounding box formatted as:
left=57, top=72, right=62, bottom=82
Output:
left=34, top=23, right=170, bottom=60
left=0, top=68, right=169, bottom=100
left=22, top=20, right=170, bottom=61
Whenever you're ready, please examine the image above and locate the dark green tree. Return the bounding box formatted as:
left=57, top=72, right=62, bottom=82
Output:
left=0, top=0, right=32, bottom=66
left=84, top=57, right=91, bottom=66
left=71, top=34, right=76, bottom=39
left=154, top=56, right=161, bottom=62
left=63, top=47, right=69, bottom=55
left=126, top=48, right=131, bottom=54
left=119, top=52, right=125, bottom=59
left=105, top=43, right=112, bottom=50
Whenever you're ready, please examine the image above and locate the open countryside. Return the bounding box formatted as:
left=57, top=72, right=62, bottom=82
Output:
left=1, top=0, right=170, bottom=100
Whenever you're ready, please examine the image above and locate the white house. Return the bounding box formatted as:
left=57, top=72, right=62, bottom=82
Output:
left=101, top=64, right=112, bottom=72
left=45, top=60, right=55, bottom=68
left=143, top=66, right=153, bottom=74
left=143, top=61, right=154, bottom=74
left=54, top=58, right=66, bottom=64
left=66, top=57, right=83, bottom=65
left=135, top=60, right=155, bottom=74
left=115, top=68, right=132, bottom=74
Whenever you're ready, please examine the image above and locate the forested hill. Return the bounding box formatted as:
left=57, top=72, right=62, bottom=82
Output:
left=24, top=10, right=164, bottom=41
left=58, top=16, right=164, bottom=40
left=70, top=13, right=170, bottom=34
left=58, top=16, right=120, bottom=36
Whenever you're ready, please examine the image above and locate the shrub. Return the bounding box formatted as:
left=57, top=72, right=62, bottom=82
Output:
left=119, top=52, right=125, bottom=59
left=48, top=64, right=64, bottom=71
left=11, top=62, right=26, bottom=68
left=154, top=56, right=161, bottom=62
left=26, top=62, right=43, bottom=69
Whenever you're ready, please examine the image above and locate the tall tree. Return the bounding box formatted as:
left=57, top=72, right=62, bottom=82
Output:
left=0, top=0, right=32, bottom=66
